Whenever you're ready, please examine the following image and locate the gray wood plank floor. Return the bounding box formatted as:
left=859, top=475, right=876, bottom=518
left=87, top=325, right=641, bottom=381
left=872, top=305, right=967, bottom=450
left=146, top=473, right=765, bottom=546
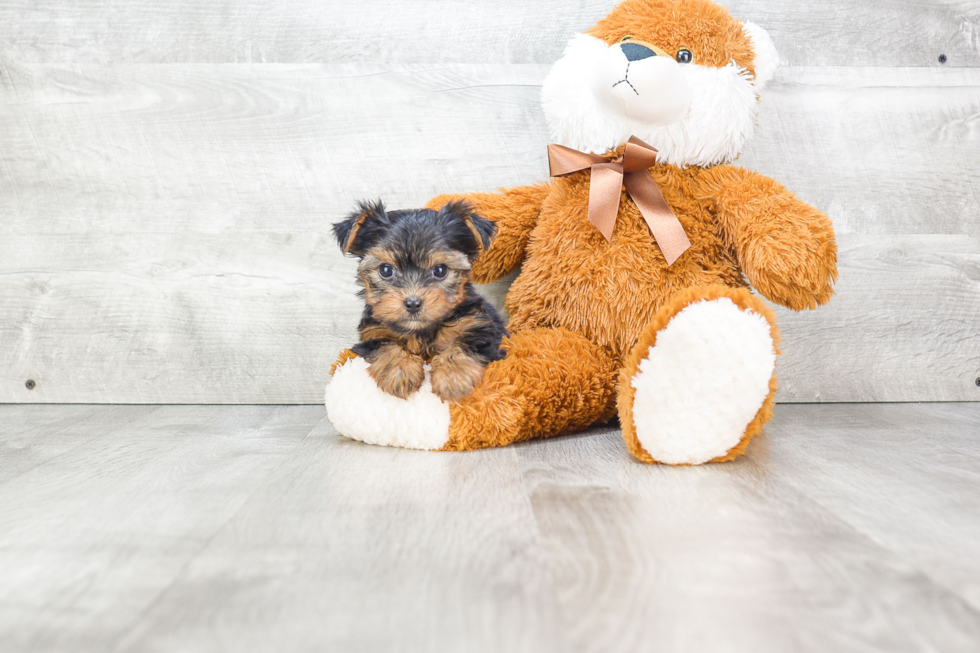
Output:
left=1, top=403, right=979, bottom=652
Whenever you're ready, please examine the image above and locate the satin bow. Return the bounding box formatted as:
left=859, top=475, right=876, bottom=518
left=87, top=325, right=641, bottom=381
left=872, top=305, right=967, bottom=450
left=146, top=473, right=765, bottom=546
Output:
left=547, top=135, right=691, bottom=265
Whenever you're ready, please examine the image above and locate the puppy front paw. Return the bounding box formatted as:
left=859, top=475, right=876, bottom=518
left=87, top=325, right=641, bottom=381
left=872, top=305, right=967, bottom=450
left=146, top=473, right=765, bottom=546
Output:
left=367, top=346, right=425, bottom=399
left=430, top=349, right=487, bottom=403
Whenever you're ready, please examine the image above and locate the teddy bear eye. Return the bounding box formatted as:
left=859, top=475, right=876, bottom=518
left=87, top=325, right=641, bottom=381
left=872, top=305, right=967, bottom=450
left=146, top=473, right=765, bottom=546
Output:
left=676, top=49, right=693, bottom=64
left=620, top=35, right=634, bottom=43
left=431, top=264, right=448, bottom=279
left=379, top=264, right=395, bottom=279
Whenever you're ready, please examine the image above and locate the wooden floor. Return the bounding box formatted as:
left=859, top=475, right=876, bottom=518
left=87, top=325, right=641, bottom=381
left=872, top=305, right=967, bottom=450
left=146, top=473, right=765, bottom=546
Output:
left=1, top=404, right=979, bottom=652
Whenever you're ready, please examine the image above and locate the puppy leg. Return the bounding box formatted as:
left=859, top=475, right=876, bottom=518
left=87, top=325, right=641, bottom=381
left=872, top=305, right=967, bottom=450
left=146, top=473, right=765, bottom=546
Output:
left=430, top=345, right=486, bottom=403
left=367, top=342, right=425, bottom=399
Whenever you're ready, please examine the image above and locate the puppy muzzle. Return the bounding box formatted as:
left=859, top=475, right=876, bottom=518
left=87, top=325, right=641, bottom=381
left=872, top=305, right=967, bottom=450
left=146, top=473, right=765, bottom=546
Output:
left=404, top=296, right=423, bottom=314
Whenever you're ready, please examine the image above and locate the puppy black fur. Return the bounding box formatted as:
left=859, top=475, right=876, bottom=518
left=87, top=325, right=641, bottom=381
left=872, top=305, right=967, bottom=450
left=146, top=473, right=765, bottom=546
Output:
left=333, top=200, right=507, bottom=402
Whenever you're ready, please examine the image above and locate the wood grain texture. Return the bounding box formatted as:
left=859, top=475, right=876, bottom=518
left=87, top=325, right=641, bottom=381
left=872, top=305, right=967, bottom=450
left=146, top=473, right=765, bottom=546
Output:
left=740, top=67, right=980, bottom=238
left=1, top=403, right=980, bottom=652
left=0, top=0, right=977, bottom=67
left=2, top=65, right=977, bottom=237
left=1, top=63, right=978, bottom=402
left=0, top=405, right=324, bottom=652
left=0, top=63, right=550, bottom=235
left=516, top=406, right=980, bottom=652
left=114, top=420, right=565, bottom=653
left=0, top=405, right=159, bottom=484
left=763, top=403, right=980, bottom=611
left=2, top=233, right=975, bottom=403
left=775, top=234, right=980, bottom=402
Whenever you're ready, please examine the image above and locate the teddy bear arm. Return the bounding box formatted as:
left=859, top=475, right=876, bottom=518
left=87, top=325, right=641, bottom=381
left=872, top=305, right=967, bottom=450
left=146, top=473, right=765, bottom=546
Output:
left=426, top=182, right=550, bottom=283
left=701, top=167, right=838, bottom=311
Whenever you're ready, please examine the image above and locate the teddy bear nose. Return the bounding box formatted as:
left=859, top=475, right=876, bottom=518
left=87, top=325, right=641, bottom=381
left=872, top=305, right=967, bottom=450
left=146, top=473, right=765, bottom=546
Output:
left=404, top=296, right=423, bottom=313
left=621, top=43, right=656, bottom=61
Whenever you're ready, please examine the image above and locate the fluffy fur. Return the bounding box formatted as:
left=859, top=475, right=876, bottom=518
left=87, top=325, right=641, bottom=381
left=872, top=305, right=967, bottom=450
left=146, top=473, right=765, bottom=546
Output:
left=331, top=201, right=507, bottom=403
left=326, top=356, right=451, bottom=450
left=542, top=34, right=759, bottom=165
left=742, top=22, right=779, bottom=90
left=622, top=287, right=779, bottom=464
left=327, top=0, right=837, bottom=465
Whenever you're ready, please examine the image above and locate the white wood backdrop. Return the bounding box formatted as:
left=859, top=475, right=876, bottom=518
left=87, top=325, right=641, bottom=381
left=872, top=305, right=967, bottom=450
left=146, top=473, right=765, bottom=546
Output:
left=0, top=1, right=978, bottom=403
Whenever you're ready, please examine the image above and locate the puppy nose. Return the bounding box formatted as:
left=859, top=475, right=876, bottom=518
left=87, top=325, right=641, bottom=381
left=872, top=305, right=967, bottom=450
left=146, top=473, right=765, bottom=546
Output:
left=621, top=43, right=656, bottom=62
left=404, top=296, right=423, bottom=313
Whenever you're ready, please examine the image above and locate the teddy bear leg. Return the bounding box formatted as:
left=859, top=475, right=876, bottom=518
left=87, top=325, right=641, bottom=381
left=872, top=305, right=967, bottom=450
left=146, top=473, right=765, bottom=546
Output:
left=618, top=285, right=781, bottom=465
left=444, top=327, right=619, bottom=450
left=327, top=328, right=619, bottom=451
left=326, top=349, right=453, bottom=450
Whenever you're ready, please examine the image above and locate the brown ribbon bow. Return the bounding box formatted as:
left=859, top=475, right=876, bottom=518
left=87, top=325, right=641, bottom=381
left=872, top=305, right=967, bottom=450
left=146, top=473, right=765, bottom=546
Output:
left=547, top=135, right=691, bottom=265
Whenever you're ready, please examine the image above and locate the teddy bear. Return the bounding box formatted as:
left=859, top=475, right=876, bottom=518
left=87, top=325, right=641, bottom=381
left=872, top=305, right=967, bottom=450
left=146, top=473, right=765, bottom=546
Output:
left=326, top=0, right=837, bottom=464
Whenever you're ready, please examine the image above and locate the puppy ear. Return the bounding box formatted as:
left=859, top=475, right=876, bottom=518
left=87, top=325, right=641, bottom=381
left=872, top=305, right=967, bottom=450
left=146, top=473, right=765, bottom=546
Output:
left=333, top=200, right=388, bottom=256
left=440, top=200, right=496, bottom=259
left=743, top=22, right=779, bottom=91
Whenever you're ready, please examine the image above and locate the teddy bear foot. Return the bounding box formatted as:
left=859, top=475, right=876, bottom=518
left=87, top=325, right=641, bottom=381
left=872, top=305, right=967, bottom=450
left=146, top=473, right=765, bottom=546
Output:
left=619, top=286, right=780, bottom=465
left=326, top=356, right=451, bottom=450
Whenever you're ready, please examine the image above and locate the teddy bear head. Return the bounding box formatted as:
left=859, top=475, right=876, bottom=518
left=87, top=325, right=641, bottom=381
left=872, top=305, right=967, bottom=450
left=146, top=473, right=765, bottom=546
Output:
left=542, top=0, right=778, bottom=167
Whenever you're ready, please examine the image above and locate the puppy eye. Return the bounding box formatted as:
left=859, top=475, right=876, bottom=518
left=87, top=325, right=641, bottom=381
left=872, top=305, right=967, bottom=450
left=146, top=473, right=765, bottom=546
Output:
left=620, top=35, right=634, bottom=43
left=431, top=264, right=448, bottom=279
left=379, top=264, right=395, bottom=279
left=676, top=49, right=693, bottom=64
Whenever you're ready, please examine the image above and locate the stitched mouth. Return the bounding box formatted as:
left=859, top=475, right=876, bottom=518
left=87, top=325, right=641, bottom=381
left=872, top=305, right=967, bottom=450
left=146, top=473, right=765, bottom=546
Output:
left=612, top=78, right=639, bottom=95
left=611, top=63, right=639, bottom=96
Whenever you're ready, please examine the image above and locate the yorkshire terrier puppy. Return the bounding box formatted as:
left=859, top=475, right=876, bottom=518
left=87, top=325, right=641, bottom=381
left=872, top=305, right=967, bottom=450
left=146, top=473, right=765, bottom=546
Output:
left=333, top=200, right=507, bottom=402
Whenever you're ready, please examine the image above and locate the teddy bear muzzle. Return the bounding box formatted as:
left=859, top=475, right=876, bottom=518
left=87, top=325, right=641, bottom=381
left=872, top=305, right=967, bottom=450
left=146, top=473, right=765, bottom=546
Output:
left=591, top=40, right=692, bottom=126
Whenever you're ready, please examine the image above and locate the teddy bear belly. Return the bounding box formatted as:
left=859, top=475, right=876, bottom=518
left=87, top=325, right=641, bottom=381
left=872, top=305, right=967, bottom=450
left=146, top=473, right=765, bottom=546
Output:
left=504, top=230, right=745, bottom=358
left=504, top=259, right=620, bottom=352
left=503, top=276, right=637, bottom=357
left=503, top=255, right=736, bottom=359
left=503, top=177, right=746, bottom=356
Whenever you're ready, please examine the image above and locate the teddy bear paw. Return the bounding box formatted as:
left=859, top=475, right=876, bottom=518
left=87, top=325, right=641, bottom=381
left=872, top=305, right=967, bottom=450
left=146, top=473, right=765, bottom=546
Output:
left=629, top=297, right=776, bottom=464
left=325, top=356, right=451, bottom=450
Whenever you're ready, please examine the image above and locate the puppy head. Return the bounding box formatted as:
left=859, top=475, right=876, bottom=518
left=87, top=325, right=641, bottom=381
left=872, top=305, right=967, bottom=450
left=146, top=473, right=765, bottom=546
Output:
left=333, top=200, right=495, bottom=332
left=541, top=0, right=779, bottom=166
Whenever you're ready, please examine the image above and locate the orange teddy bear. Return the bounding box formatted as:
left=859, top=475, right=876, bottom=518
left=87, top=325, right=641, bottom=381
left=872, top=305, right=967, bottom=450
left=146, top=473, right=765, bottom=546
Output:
left=326, top=0, right=837, bottom=464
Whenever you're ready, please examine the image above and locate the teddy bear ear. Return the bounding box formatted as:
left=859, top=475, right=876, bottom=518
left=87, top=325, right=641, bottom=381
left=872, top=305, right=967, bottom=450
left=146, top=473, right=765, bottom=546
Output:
left=742, top=22, right=779, bottom=91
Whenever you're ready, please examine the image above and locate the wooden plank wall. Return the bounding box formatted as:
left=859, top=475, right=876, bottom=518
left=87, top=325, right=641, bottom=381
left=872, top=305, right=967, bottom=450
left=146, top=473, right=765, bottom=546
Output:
left=0, top=1, right=978, bottom=404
